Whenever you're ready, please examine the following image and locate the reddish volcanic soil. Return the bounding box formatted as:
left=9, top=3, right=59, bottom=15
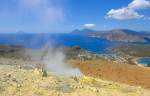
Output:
left=69, top=60, right=150, bottom=89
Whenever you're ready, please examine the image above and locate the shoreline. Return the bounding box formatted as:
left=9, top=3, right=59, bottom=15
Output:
left=132, top=57, right=149, bottom=68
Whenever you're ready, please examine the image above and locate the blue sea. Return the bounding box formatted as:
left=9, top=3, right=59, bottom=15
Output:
left=1, top=33, right=150, bottom=65
left=138, top=57, right=150, bottom=67
left=0, top=33, right=131, bottom=54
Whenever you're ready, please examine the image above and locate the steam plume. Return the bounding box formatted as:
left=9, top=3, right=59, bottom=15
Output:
left=24, top=44, right=83, bottom=77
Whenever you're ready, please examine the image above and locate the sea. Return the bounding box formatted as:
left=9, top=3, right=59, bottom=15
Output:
left=138, top=57, right=150, bottom=67
left=0, top=33, right=150, bottom=65
left=0, top=33, right=130, bottom=54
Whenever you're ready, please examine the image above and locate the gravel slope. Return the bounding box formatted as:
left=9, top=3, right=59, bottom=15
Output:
left=0, top=64, right=150, bottom=96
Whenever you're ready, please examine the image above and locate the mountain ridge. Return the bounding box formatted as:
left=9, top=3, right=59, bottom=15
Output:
left=71, top=29, right=150, bottom=42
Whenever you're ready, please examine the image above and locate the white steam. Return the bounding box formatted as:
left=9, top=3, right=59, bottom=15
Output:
left=24, top=45, right=83, bottom=77
left=42, top=46, right=83, bottom=76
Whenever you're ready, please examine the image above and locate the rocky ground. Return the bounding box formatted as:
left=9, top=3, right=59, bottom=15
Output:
left=0, top=63, right=150, bottom=96
left=69, top=60, right=150, bottom=89
left=1, top=45, right=150, bottom=95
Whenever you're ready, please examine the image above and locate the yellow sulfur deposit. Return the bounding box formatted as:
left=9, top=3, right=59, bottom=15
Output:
left=0, top=65, right=150, bottom=96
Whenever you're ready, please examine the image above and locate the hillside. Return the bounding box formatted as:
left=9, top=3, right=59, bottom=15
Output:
left=71, top=29, right=150, bottom=42
left=109, top=45, right=150, bottom=57
left=0, top=45, right=150, bottom=95
left=69, top=60, right=150, bottom=89
left=1, top=64, right=150, bottom=96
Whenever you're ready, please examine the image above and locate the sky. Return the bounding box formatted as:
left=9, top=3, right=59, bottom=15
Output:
left=0, top=0, right=150, bottom=33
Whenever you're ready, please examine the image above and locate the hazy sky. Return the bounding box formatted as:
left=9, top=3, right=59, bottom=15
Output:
left=0, top=0, right=150, bottom=33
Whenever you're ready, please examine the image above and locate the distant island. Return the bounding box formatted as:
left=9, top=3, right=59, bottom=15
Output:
left=71, top=29, right=150, bottom=42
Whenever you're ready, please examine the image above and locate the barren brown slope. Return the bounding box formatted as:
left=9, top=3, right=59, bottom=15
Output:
left=69, top=60, right=150, bottom=89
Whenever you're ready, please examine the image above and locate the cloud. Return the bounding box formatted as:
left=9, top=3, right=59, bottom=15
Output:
left=129, top=0, right=150, bottom=9
left=83, top=24, right=96, bottom=28
left=106, top=0, right=150, bottom=20
left=107, top=8, right=144, bottom=20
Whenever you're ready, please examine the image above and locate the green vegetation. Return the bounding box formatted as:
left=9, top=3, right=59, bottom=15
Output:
left=109, top=45, right=150, bottom=57
left=0, top=45, right=24, bottom=59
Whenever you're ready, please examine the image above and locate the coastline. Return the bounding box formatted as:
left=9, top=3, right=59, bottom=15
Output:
left=132, top=57, right=149, bottom=68
left=1, top=44, right=150, bottom=89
